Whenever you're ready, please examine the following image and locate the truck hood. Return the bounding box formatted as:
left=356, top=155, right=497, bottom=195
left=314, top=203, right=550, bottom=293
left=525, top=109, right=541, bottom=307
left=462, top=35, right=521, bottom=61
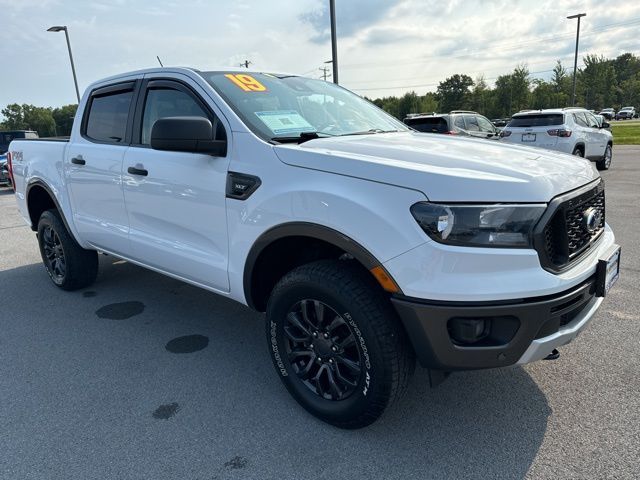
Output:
left=273, top=132, right=599, bottom=202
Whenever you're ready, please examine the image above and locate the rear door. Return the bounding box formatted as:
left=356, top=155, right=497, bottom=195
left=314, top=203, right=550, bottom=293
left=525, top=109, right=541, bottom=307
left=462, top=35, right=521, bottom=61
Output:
left=66, top=81, right=138, bottom=254
left=122, top=76, right=231, bottom=292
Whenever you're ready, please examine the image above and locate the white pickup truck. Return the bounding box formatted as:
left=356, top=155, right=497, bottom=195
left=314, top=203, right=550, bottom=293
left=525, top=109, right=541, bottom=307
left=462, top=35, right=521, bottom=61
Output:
left=7, top=67, right=620, bottom=428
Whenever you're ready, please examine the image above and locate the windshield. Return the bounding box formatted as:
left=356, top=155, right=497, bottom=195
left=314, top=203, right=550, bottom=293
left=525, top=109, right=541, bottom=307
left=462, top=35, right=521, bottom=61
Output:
left=203, top=72, right=408, bottom=141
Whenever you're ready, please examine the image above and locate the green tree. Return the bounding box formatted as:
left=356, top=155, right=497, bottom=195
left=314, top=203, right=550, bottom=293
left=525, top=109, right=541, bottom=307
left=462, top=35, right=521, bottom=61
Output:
left=52, top=104, right=78, bottom=136
left=578, top=55, right=617, bottom=110
left=493, top=65, right=531, bottom=116
left=1, top=104, right=57, bottom=136
left=469, top=75, right=491, bottom=115
left=436, top=74, right=474, bottom=112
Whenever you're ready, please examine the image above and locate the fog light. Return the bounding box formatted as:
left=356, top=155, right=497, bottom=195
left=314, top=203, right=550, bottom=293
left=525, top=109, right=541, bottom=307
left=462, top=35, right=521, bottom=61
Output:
left=448, top=318, right=489, bottom=345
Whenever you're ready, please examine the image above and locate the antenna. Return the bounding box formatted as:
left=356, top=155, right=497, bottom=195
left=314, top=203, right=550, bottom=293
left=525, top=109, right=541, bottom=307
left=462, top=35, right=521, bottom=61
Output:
left=239, top=60, right=252, bottom=68
left=156, top=56, right=164, bottom=67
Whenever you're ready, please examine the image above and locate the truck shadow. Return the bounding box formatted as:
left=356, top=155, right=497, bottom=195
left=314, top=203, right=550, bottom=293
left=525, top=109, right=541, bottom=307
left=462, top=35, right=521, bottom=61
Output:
left=0, top=257, right=550, bottom=479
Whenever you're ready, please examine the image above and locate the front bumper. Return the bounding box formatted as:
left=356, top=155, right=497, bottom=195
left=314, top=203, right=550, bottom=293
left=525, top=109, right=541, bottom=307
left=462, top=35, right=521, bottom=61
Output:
left=391, top=276, right=601, bottom=370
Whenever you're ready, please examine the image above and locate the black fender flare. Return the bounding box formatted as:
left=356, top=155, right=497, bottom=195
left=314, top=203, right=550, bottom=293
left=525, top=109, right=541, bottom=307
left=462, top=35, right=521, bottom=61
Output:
left=243, top=222, right=399, bottom=310
left=25, top=179, right=75, bottom=237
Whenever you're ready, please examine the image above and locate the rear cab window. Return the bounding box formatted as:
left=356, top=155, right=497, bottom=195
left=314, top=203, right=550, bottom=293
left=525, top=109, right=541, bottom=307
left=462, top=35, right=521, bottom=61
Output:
left=83, top=83, right=135, bottom=144
left=507, top=114, right=564, bottom=128
left=405, top=117, right=448, bottom=133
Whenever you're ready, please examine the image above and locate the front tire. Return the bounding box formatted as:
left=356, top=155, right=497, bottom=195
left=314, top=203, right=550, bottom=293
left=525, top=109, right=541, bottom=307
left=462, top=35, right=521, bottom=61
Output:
left=37, top=209, right=98, bottom=290
left=596, top=144, right=612, bottom=170
left=266, top=260, right=414, bottom=429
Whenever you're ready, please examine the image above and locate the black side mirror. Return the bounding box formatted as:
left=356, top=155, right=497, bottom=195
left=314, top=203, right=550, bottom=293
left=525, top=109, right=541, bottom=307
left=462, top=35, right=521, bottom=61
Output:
left=601, top=121, right=610, bottom=129
left=150, top=116, right=227, bottom=156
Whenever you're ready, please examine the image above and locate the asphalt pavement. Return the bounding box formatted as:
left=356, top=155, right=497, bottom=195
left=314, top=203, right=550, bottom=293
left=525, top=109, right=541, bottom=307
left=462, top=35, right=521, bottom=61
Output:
left=1, top=147, right=638, bottom=480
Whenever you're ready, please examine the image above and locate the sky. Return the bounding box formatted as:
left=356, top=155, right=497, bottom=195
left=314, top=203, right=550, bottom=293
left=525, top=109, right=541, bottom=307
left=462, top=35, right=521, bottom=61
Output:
left=1, top=0, right=639, bottom=111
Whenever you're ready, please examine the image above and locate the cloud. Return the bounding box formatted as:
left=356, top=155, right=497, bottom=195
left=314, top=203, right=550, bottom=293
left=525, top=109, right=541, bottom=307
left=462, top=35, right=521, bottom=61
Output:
left=301, top=0, right=398, bottom=43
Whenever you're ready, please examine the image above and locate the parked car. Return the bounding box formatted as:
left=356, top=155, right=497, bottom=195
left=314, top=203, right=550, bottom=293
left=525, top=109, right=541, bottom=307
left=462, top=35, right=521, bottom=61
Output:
left=403, top=111, right=499, bottom=139
left=7, top=67, right=620, bottom=428
left=615, top=106, right=636, bottom=120
left=499, top=108, right=613, bottom=170
left=598, top=108, right=615, bottom=120
left=0, top=153, right=10, bottom=186
left=491, top=118, right=507, bottom=127
left=0, top=130, right=38, bottom=155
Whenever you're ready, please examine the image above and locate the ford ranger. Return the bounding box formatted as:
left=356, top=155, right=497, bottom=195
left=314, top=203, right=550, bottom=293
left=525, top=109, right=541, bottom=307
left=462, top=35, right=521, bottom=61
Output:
left=7, top=68, right=620, bottom=428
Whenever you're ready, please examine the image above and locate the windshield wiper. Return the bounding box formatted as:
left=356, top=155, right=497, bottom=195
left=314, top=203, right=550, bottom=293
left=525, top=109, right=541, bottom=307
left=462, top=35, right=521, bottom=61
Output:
left=270, top=131, right=335, bottom=144
left=339, top=129, right=400, bottom=136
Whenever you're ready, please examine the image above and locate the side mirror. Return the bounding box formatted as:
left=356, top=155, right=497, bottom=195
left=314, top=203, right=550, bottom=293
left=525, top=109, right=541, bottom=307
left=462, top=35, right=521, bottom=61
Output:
left=150, top=116, right=227, bottom=156
left=601, top=121, right=610, bottom=129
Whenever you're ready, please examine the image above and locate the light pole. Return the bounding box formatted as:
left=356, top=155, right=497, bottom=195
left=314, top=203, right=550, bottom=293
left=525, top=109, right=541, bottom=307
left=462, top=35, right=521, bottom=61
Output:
left=47, top=26, right=80, bottom=103
left=567, top=13, right=586, bottom=106
left=329, top=0, right=338, bottom=84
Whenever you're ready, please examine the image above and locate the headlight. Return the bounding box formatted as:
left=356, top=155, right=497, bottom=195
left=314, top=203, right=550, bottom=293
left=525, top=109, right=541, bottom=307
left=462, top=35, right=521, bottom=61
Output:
left=410, top=202, right=546, bottom=248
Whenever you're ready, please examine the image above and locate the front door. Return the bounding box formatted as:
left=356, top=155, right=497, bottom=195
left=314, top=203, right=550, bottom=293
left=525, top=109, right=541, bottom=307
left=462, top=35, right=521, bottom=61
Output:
left=122, top=77, right=230, bottom=292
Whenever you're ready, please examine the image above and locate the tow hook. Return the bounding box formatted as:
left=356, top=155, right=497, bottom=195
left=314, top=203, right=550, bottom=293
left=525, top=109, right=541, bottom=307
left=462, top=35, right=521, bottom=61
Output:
left=544, top=348, right=560, bottom=360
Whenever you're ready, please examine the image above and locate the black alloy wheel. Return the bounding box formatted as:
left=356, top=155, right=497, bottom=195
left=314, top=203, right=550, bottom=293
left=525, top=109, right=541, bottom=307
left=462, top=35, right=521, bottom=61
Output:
left=42, top=225, right=66, bottom=283
left=285, top=299, right=363, bottom=401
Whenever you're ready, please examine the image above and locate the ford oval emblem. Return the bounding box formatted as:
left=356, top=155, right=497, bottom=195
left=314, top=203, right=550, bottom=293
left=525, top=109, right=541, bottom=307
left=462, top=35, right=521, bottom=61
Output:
left=582, top=207, right=602, bottom=233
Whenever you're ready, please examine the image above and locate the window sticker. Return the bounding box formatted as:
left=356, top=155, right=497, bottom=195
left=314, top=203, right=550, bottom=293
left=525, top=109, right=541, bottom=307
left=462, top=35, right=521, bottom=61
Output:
left=224, top=74, right=267, bottom=92
left=255, top=110, right=316, bottom=135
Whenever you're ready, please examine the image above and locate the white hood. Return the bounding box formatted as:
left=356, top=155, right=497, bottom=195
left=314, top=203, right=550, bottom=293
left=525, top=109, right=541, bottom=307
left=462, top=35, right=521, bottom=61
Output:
left=274, top=132, right=599, bottom=202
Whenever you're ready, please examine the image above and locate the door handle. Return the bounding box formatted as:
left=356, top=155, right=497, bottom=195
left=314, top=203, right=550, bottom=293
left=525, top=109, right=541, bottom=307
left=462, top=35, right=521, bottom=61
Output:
left=128, top=166, right=148, bottom=176
left=71, top=156, right=85, bottom=165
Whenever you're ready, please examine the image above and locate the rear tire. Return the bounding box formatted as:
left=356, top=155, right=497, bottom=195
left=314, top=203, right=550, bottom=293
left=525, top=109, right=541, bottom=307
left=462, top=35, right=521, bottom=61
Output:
left=572, top=146, right=584, bottom=157
left=596, top=144, right=612, bottom=170
left=37, top=209, right=98, bottom=291
left=266, top=260, right=414, bottom=429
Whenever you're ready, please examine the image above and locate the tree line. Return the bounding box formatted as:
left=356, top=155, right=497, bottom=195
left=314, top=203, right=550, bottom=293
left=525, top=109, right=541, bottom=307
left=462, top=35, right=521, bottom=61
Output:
left=0, top=103, right=77, bottom=137
left=1, top=52, right=639, bottom=135
left=369, top=52, right=640, bottom=120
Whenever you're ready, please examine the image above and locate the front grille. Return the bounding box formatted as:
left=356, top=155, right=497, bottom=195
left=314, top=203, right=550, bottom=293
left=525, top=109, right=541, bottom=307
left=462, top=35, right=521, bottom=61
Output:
left=536, top=180, right=605, bottom=271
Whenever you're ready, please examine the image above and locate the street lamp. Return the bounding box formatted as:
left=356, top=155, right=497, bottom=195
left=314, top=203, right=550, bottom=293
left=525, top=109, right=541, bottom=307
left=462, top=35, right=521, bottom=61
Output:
left=47, top=26, right=80, bottom=103
left=329, top=0, right=338, bottom=84
left=567, top=13, right=586, bottom=106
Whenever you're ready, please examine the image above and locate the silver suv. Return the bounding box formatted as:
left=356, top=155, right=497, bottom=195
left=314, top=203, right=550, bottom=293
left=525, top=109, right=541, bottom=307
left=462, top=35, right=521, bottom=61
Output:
left=498, top=108, right=613, bottom=170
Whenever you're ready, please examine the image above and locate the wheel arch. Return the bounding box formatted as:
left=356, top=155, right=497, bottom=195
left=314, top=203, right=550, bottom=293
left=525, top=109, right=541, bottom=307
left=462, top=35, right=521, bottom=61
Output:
left=243, top=222, right=401, bottom=312
left=26, top=180, right=74, bottom=236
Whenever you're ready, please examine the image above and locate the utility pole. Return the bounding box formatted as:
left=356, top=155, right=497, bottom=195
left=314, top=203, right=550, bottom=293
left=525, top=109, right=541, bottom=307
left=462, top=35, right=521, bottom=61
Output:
left=319, top=66, right=331, bottom=81
left=567, top=13, right=586, bottom=106
left=329, top=0, right=338, bottom=84
left=239, top=60, right=252, bottom=68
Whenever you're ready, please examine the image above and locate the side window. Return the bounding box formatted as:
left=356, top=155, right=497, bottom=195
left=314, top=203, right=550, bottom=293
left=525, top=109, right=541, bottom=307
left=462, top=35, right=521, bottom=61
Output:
left=454, top=116, right=465, bottom=129
left=573, top=113, right=588, bottom=127
left=464, top=115, right=480, bottom=131
left=140, top=87, right=226, bottom=145
left=585, top=113, right=599, bottom=128
left=85, top=90, right=133, bottom=143
left=476, top=116, right=495, bottom=133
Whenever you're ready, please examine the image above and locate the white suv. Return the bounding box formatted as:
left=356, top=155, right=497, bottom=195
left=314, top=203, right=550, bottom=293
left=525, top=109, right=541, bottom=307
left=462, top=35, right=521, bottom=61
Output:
left=499, top=108, right=613, bottom=170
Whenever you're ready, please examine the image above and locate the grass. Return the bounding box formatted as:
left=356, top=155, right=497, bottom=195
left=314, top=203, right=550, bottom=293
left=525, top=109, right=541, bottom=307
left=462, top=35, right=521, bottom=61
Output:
left=610, top=120, right=640, bottom=145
